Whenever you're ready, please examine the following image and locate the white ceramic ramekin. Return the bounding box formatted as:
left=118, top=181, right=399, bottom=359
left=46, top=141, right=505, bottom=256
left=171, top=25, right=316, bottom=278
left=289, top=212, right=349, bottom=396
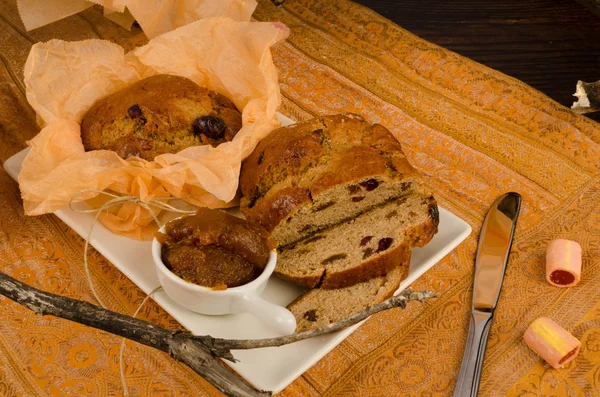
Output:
left=152, top=226, right=296, bottom=335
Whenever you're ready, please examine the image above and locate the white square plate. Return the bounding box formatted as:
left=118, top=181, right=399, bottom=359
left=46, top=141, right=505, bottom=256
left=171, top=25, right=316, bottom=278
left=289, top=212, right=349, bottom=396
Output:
left=3, top=114, right=471, bottom=393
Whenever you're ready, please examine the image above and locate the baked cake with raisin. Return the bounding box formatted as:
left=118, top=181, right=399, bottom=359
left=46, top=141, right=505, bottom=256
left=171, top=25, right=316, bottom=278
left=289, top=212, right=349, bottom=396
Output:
left=81, top=74, right=242, bottom=161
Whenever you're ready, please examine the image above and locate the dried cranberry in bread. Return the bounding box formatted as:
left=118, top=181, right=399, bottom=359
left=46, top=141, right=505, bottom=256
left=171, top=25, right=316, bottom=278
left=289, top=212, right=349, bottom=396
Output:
left=288, top=252, right=411, bottom=332
left=277, top=194, right=437, bottom=289
left=240, top=113, right=431, bottom=247
left=81, top=74, right=242, bottom=161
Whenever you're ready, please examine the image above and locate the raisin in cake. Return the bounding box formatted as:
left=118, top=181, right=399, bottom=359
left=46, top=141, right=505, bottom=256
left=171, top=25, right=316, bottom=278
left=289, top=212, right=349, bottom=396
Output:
left=81, top=74, right=242, bottom=161
left=239, top=114, right=439, bottom=289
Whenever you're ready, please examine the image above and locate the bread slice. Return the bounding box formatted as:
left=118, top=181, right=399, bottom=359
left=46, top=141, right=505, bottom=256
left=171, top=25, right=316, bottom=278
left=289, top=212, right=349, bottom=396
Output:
left=288, top=254, right=411, bottom=332
left=276, top=194, right=438, bottom=289
left=240, top=114, right=430, bottom=247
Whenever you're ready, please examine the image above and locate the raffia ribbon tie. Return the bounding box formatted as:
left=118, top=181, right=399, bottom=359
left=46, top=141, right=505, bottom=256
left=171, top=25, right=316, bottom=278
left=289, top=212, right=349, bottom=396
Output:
left=69, top=189, right=198, bottom=230
left=68, top=189, right=198, bottom=307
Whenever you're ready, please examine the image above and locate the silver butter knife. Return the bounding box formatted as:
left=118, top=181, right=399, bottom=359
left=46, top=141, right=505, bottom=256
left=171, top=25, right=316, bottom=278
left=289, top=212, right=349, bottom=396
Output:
left=453, top=192, right=521, bottom=397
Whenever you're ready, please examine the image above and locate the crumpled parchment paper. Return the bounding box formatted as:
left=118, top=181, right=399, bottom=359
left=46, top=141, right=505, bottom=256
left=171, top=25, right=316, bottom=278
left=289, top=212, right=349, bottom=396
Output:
left=19, top=18, right=289, bottom=239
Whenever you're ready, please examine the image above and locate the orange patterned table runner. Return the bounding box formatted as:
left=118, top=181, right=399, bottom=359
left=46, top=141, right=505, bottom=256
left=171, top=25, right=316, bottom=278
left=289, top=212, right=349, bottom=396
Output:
left=0, top=0, right=599, bottom=396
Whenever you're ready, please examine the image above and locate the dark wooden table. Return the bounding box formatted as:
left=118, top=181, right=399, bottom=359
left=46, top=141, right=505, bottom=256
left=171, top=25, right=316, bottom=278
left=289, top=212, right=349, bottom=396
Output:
left=355, top=0, right=600, bottom=122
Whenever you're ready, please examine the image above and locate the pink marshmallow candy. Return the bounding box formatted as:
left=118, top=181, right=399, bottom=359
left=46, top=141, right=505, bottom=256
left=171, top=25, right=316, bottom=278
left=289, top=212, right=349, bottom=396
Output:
left=523, top=317, right=581, bottom=369
left=546, top=239, right=582, bottom=287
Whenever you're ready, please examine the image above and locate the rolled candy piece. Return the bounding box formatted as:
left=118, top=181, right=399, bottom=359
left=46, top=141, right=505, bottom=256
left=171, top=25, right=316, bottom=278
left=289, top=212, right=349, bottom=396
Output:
left=523, top=317, right=581, bottom=369
left=546, top=239, right=582, bottom=287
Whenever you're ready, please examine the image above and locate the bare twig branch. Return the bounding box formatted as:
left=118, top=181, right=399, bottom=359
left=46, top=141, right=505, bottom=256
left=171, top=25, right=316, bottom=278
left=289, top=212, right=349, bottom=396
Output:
left=200, top=289, right=436, bottom=353
left=0, top=270, right=436, bottom=396
left=0, top=271, right=269, bottom=397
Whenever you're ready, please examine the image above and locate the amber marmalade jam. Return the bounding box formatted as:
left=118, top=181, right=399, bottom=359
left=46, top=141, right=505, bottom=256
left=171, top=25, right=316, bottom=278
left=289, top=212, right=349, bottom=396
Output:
left=158, top=208, right=274, bottom=289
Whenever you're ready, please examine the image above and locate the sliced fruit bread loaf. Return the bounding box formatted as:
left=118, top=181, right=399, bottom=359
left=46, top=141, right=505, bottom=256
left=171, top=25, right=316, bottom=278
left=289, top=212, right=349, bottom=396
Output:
left=288, top=251, right=411, bottom=332
left=239, top=114, right=438, bottom=289
left=239, top=113, right=432, bottom=247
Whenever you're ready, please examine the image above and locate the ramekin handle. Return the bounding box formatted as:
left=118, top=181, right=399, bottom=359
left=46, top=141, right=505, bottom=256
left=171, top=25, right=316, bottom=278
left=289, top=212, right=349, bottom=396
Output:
left=232, top=293, right=297, bottom=335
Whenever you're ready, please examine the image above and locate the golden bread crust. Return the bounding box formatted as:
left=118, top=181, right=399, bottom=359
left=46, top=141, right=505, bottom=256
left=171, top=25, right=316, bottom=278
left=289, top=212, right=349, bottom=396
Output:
left=240, top=114, right=421, bottom=232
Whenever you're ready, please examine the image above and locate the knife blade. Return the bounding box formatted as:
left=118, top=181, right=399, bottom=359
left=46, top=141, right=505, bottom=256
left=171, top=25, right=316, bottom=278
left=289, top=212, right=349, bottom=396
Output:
left=453, top=192, right=521, bottom=397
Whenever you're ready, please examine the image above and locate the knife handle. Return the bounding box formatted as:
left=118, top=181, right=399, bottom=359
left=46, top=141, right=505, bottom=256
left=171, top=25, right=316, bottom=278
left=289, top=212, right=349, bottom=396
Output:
left=453, top=309, right=494, bottom=397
